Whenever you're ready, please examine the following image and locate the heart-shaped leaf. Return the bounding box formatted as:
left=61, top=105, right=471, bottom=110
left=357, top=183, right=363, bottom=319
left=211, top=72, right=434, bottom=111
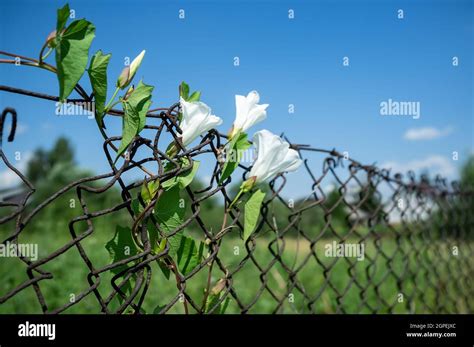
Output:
left=219, top=132, right=251, bottom=184
left=56, top=19, right=95, bottom=101
left=88, top=50, right=111, bottom=127
left=244, top=188, right=266, bottom=241
left=162, top=158, right=200, bottom=190
left=116, top=80, right=153, bottom=159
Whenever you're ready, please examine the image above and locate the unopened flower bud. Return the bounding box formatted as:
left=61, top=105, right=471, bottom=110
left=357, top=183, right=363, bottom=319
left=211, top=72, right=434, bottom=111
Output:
left=116, top=50, right=146, bottom=89
left=46, top=30, right=57, bottom=48
left=117, top=66, right=130, bottom=89
left=210, top=279, right=226, bottom=296
left=240, top=176, right=257, bottom=193
left=45, top=29, right=66, bottom=48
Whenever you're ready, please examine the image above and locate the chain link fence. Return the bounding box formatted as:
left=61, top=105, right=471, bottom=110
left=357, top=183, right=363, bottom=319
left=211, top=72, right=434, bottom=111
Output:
left=1, top=102, right=473, bottom=314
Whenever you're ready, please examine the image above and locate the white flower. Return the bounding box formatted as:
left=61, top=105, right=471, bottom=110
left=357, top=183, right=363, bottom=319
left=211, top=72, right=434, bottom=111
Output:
left=117, top=50, right=146, bottom=89
left=180, top=97, right=223, bottom=146
left=248, top=130, right=302, bottom=184
left=230, top=91, right=269, bottom=138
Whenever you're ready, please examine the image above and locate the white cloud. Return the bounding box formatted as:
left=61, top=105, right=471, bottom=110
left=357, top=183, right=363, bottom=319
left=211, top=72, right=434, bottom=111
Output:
left=381, top=155, right=456, bottom=177
left=0, top=152, right=33, bottom=189
left=6, top=122, right=28, bottom=136
left=403, top=126, right=453, bottom=141
left=0, top=169, right=22, bottom=188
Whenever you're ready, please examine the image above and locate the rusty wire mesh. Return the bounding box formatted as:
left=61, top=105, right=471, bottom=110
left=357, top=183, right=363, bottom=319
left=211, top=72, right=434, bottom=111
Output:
left=0, top=99, right=473, bottom=314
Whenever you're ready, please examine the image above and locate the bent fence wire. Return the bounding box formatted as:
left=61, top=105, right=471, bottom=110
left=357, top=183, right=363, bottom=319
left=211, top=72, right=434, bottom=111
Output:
left=0, top=100, right=473, bottom=314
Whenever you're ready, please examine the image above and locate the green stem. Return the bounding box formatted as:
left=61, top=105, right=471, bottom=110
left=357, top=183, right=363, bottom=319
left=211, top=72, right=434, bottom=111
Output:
left=0, top=59, right=56, bottom=73
left=104, top=86, right=120, bottom=113
left=227, top=188, right=245, bottom=211
left=226, top=129, right=241, bottom=147
left=41, top=48, right=53, bottom=61
left=165, top=141, right=179, bottom=159
left=38, top=42, right=48, bottom=64
left=37, top=63, right=56, bottom=73
left=107, top=100, right=121, bottom=110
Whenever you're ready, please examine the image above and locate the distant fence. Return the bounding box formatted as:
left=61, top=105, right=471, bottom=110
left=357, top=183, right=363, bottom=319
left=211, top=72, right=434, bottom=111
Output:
left=1, top=100, right=473, bottom=314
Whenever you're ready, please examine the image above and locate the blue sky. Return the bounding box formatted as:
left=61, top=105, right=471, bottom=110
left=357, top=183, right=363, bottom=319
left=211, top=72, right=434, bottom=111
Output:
left=0, top=0, right=472, bottom=197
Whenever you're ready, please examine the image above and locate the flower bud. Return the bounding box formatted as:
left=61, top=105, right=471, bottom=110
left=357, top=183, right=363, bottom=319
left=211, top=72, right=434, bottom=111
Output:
left=165, top=141, right=179, bottom=158
left=45, top=29, right=66, bottom=49
left=240, top=176, right=257, bottom=193
left=210, top=279, right=226, bottom=296
left=46, top=30, right=57, bottom=48
left=117, top=50, right=146, bottom=89
left=117, top=66, right=130, bottom=89
left=227, top=125, right=236, bottom=139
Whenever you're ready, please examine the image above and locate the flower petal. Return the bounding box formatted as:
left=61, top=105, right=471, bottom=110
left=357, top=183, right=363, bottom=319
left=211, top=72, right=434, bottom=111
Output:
left=242, top=103, right=268, bottom=132
left=232, top=91, right=268, bottom=135
left=249, top=130, right=302, bottom=183
left=246, top=90, right=260, bottom=106
left=180, top=97, right=222, bottom=146
left=234, top=94, right=249, bottom=130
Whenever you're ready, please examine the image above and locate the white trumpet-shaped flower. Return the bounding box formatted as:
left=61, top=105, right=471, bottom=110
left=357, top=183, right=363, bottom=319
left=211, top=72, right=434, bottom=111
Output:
left=230, top=91, right=269, bottom=138
left=248, top=130, right=302, bottom=185
left=180, top=97, right=223, bottom=146
left=117, top=50, right=146, bottom=89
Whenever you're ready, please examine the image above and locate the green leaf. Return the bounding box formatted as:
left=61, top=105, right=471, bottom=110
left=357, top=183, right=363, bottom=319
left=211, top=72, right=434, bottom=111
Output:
left=131, top=198, right=143, bottom=216
left=180, top=81, right=189, bottom=100
left=179, top=82, right=201, bottom=102
left=116, top=81, right=154, bottom=159
left=153, top=236, right=171, bottom=280
left=188, top=91, right=201, bottom=102
left=153, top=305, right=167, bottom=314
left=105, top=226, right=138, bottom=275
left=105, top=225, right=139, bottom=300
left=88, top=50, right=111, bottom=127
left=153, top=183, right=202, bottom=276
left=166, top=233, right=183, bottom=257
left=162, top=159, right=200, bottom=190
left=141, top=179, right=159, bottom=203
left=146, top=219, right=161, bottom=252
left=56, top=4, right=70, bottom=33
left=131, top=199, right=162, bottom=258
left=154, top=185, right=185, bottom=234
left=205, top=295, right=230, bottom=314
left=220, top=297, right=230, bottom=314
left=235, top=132, right=251, bottom=150
left=158, top=233, right=203, bottom=277
left=176, top=235, right=204, bottom=276
left=219, top=132, right=251, bottom=184
left=116, top=102, right=139, bottom=159
left=244, top=189, right=266, bottom=241
left=56, top=19, right=95, bottom=101
left=205, top=279, right=229, bottom=314
left=158, top=259, right=171, bottom=280
left=125, top=80, right=154, bottom=133
left=155, top=234, right=167, bottom=253
left=205, top=294, right=221, bottom=313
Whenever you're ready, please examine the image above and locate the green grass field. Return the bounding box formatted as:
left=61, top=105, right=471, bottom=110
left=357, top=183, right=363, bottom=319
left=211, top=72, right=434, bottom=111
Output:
left=1, top=213, right=472, bottom=314
left=2, top=139, right=473, bottom=314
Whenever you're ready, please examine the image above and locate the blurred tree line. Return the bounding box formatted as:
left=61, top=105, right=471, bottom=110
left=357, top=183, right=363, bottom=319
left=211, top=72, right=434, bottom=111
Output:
left=21, top=137, right=124, bottom=230
left=2, top=136, right=473, bottom=240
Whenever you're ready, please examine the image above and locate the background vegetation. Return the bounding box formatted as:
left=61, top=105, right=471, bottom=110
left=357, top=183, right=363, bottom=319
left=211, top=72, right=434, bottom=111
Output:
left=1, top=137, right=473, bottom=313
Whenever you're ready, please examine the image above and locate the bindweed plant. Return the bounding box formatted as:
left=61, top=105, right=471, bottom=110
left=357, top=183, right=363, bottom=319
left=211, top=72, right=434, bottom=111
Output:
left=0, top=3, right=303, bottom=313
